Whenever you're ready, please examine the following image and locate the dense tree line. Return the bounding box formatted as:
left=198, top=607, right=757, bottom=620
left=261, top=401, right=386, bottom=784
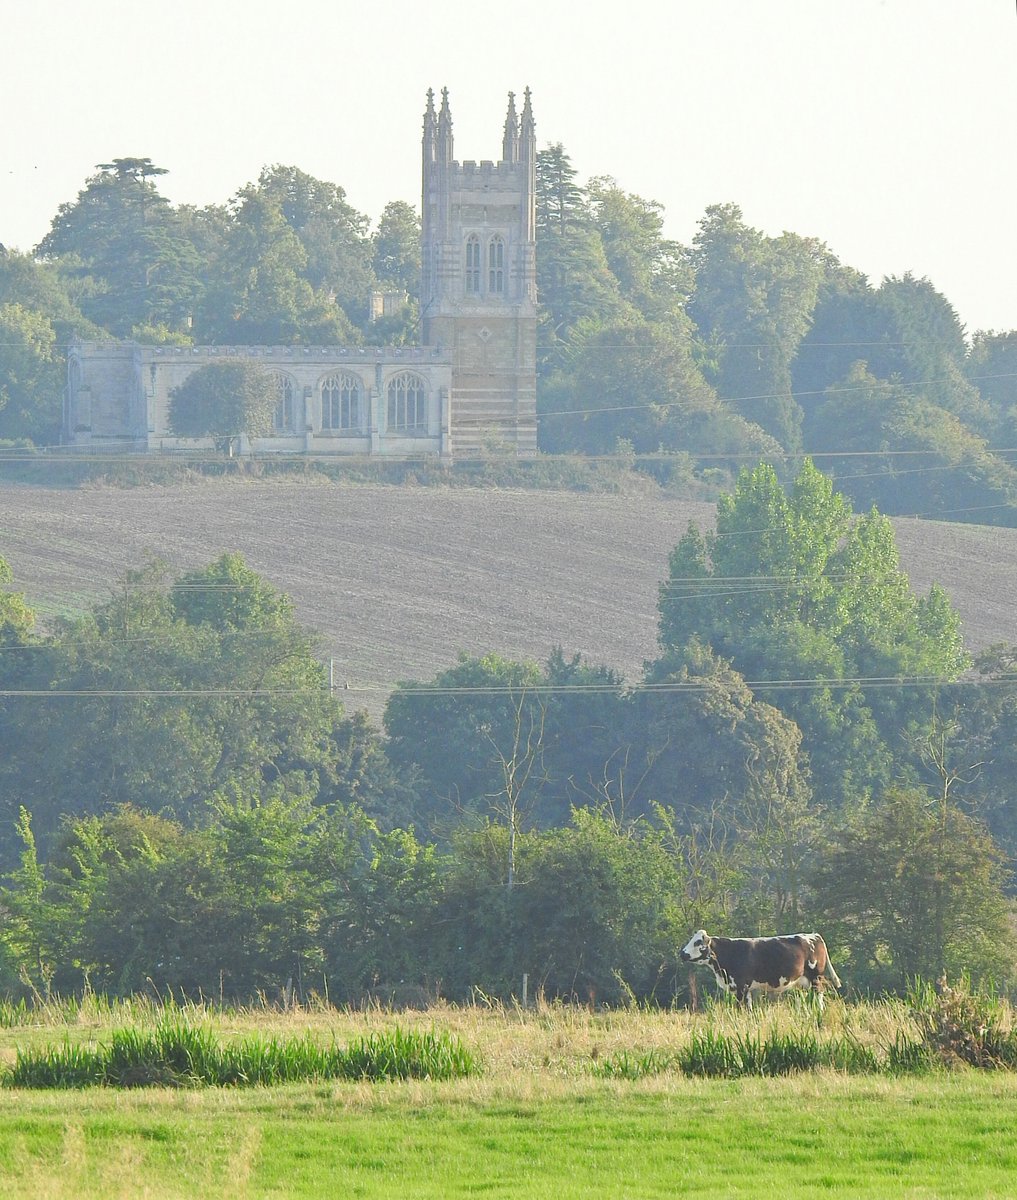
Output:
left=532, top=153, right=1017, bottom=523
left=1, top=466, right=1014, bottom=1001
left=2, top=151, right=1016, bottom=521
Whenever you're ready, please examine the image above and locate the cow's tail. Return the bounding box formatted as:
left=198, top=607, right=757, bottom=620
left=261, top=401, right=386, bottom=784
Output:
left=821, top=940, right=842, bottom=989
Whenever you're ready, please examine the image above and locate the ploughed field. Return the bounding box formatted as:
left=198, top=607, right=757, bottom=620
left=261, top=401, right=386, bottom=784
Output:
left=2, top=479, right=1016, bottom=719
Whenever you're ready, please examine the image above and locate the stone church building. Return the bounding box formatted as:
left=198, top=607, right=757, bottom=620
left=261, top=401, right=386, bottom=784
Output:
left=64, top=89, right=537, bottom=458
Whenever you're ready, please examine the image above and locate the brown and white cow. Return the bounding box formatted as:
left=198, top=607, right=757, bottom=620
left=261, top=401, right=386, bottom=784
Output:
left=680, top=929, right=842, bottom=1008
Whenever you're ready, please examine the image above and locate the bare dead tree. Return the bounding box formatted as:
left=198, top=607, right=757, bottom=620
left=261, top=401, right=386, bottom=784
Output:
left=564, top=742, right=655, bottom=831
left=483, top=687, right=548, bottom=891
left=908, top=708, right=985, bottom=820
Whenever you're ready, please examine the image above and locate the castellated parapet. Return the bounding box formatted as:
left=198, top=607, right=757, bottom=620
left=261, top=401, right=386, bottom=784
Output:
left=420, top=88, right=537, bottom=456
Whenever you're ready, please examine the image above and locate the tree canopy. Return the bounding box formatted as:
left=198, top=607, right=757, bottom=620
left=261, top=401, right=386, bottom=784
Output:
left=0, top=554, right=35, bottom=645
left=809, top=787, right=1013, bottom=991
left=0, top=554, right=356, bottom=852
left=653, top=459, right=969, bottom=802
left=168, top=360, right=277, bottom=451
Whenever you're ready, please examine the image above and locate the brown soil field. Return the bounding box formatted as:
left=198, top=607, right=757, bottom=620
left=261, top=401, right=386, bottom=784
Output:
left=2, top=479, right=1016, bottom=720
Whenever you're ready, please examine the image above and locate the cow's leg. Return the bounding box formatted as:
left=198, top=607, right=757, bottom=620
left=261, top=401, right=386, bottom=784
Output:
left=802, top=972, right=825, bottom=1011
left=738, top=983, right=753, bottom=1009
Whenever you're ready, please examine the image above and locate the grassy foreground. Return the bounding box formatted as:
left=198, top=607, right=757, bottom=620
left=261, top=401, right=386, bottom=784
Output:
left=0, top=999, right=1015, bottom=1197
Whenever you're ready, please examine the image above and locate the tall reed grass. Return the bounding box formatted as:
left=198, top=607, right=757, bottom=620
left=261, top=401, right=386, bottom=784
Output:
left=591, top=979, right=1017, bottom=1079
left=594, top=1027, right=886, bottom=1078
left=4, top=1019, right=478, bottom=1089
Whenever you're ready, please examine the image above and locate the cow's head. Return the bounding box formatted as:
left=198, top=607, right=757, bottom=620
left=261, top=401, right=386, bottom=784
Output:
left=680, top=929, right=712, bottom=963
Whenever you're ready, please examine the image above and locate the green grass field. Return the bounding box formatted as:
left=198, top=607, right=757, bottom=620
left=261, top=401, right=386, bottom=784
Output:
left=1, top=999, right=1015, bottom=1197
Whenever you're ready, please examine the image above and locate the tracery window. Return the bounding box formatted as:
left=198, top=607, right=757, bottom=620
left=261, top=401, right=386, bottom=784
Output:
left=270, top=371, right=295, bottom=432
left=386, top=372, right=428, bottom=434
left=488, top=235, right=505, bottom=294
left=320, top=372, right=362, bottom=431
left=465, top=235, right=481, bottom=294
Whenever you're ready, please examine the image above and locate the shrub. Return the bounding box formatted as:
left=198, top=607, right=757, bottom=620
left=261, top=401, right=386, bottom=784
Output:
left=908, top=977, right=1017, bottom=1069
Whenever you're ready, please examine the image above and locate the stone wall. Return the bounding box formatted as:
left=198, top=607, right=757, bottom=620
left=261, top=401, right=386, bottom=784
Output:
left=66, top=343, right=454, bottom=456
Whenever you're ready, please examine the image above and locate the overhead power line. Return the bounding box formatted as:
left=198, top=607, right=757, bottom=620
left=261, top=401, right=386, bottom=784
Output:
left=0, top=332, right=1010, bottom=351
left=1, top=673, right=1014, bottom=702
left=538, top=370, right=1017, bottom=419
left=0, top=688, right=313, bottom=698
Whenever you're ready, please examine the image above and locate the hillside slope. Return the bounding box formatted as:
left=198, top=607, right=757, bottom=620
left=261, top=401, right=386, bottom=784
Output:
left=2, top=481, right=1015, bottom=719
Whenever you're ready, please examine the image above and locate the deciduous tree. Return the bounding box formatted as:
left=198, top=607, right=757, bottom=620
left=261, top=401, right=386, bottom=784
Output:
left=372, top=200, right=420, bottom=299
left=251, top=165, right=375, bottom=328
left=0, top=303, right=62, bottom=444
left=198, top=189, right=355, bottom=345
left=539, top=316, right=779, bottom=460
left=653, top=460, right=969, bottom=803
left=688, top=204, right=827, bottom=452
left=808, top=788, right=1014, bottom=991
left=168, top=360, right=277, bottom=453
left=0, top=556, right=344, bottom=855
left=0, top=554, right=35, bottom=645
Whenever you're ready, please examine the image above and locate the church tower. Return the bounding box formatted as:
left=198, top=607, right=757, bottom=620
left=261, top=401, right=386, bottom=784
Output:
left=421, top=88, right=537, bottom=456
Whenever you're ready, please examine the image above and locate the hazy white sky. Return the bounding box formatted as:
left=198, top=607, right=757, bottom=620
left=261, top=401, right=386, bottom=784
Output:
left=3, top=0, right=1014, bottom=333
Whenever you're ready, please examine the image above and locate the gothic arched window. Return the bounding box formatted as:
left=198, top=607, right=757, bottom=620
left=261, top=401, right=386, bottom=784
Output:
left=321, top=372, right=362, bottom=431
left=465, top=235, right=481, bottom=295
left=387, top=372, right=428, bottom=433
left=488, top=235, right=505, bottom=294
left=270, top=371, right=296, bottom=432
